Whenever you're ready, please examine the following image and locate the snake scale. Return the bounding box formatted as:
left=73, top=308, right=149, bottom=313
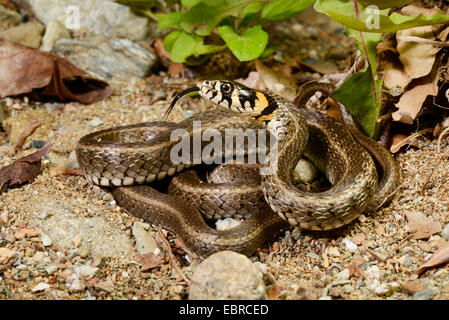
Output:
left=76, top=80, right=401, bottom=259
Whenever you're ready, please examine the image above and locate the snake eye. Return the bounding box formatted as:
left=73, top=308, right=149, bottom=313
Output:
left=220, top=82, right=233, bottom=94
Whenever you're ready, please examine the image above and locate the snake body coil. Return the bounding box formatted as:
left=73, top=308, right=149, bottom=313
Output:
left=76, top=81, right=400, bottom=259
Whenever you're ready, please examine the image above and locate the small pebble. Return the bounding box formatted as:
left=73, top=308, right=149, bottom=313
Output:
left=413, top=288, right=437, bottom=300
left=327, top=246, right=340, bottom=257
left=88, top=117, right=103, bottom=128
left=0, top=211, right=8, bottom=224
left=32, top=282, right=50, bottom=292
left=336, top=268, right=350, bottom=280
left=40, top=233, right=52, bottom=247
left=342, top=238, right=358, bottom=252
left=215, top=218, right=241, bottom=231
left=45, top=265, right=58, bottom=275
left=78, top=246, right=90, bottom=258
left=30, top=140, right=46, bottom=149
left=76, top=264, right=98, bottom=278
left=306, top=252, right=319, bottom=260
left=188, top=251, right=267, bottom=300
left=441, top=223, right=449, bottom=240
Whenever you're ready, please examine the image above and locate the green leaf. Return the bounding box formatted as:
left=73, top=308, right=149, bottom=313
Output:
left=327, top=10, right=449, bottom=33
left=163, top=30, right=181, bottom=52
left=170, top=32, right=198, bottom=63
left=115, top=0, right=156, bottom=10
left=181, top=0, right=201, bottom=7
left=261, top=0, right=315, bottom=21
left=157, top=11, right=185, bottom=29
left=218, top=24, right=268, bottom=61
left=240, top=2, right=263, bottom=17
left=168, top=31, right=226, bottom=62
left=357, top=0, right=415, bottom=9
left=259, top=44, right=279, bottom=59
left=201, top=0, right=224, bottom=7
left=180, top=0, right=255, bottom=36
left=346, top=29, right=382, bottom=79
left=332, top=70, right=383, bottom=137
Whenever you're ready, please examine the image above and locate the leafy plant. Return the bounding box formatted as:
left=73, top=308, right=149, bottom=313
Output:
left=157, top=0, right=315, bottom=63
left=117, top=0, right=449, bottom=137
left=315, top=0, right=449, bottom=136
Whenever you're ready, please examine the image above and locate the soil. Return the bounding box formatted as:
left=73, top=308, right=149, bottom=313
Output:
left=1, top=8, right=449, bottom=300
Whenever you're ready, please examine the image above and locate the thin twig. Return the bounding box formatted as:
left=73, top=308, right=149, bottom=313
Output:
left=14, top=119, right=42, bottom=154
left=157, top=227, right=190, bottom=284
left=390, top=128, right=433, bottom=153
left=420, top=126, right=449, bottom=195
left=397, top=35, right=449, bottom=47
left=420, top=147, right=449, bottom=196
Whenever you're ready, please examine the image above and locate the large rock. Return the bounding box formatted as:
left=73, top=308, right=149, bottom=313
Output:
left=40, top=19, right=71, bottom=51
left=28, top=0, right=151, bottom=41
left=0, top=6, right=23, bottom=31
left=53, top=37, right=157, bottom=79
left=188, top=251, right=267, bottom=300
left=0, top=21, right=44, bottom=48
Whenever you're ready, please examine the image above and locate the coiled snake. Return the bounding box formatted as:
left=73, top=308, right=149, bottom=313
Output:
left=76, top=80, right=400, bottom=259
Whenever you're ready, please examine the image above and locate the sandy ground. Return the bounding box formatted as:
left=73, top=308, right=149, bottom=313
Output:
left=1, top=9, right=449, bottom=300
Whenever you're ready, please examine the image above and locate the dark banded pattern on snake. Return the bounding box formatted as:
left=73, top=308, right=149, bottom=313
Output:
left=76, top=81, right=401, bottom=259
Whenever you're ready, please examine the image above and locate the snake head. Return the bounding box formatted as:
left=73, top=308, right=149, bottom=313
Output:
left=197, top=80, right=275, bottom=119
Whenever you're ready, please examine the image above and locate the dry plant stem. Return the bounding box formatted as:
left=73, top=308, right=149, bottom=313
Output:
left=390, top=128, right=433, bottom=153
left=156, top=227, right=190, bottom=284
left=437, top=126, right=449, bottom=153
left=420, top=147, right=449, bottom=196
left=420, top=127, right=449, bottom=195
left=398, top=36, right=449, bottom=47
left=14, top=119, right=42, bottom=154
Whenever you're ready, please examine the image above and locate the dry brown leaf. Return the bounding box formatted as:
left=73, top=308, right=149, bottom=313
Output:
left=167, top=62, right=184, bottom=76
left=396, top=5, right=443, bottom=79
left=392, top=65, right=440, bottom=124
left=401, top=4, right=441, bottom=17
left=135, top=252, right=164, bottom=271
left=267, top=285, right=282, bottom=300
left=415, top=241, right=449, bottom=275
left=13, top=119, right=42, bottom=154
left=0, top=38, right=111, bottom=104
left=382, top=60, right=411, bottom=94
left=298, top=60, right=338, bottom=75
left=235, top=71, right=265, bottom=90
left=255, top=60, right=298, bottom=101
left=0, top=143, right=51, bottom=189
left=347, top=256, right=367, bottom=278
left=389, top=128, right=433, bottom=153
left=396, top=25, right=442, bottom=79
left=405, top=211, right=442, bottom=240
left=153, top=38, right=171, bottom=68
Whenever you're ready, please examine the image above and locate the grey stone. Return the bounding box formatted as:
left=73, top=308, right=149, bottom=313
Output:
left=0, top=21, right=45, bottom=48
left=32, top=282, right=50, bottom=292
left=40, top=233, right=53, bottom=247
left=413, top=288, right=437, bottom=300
left=132, top=222, right=158, bottom=254
left=0, top=6, right=23, bottom=31
left=53, top=37, right=157, bottom=79
left=189, top=251, right=267, bottom=300
left=75, top=263, right=98, bottom=278
left=88, top=117, right=103, bottom=128
left=40, top=19, right=71, bottom=51
left=30, top=199, right=133, bottom=258
left=28, top=0, right=151, bottom=41
left=441, top=223, right=449, bottom=240
left=294, top=158, right=319, bottom=183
